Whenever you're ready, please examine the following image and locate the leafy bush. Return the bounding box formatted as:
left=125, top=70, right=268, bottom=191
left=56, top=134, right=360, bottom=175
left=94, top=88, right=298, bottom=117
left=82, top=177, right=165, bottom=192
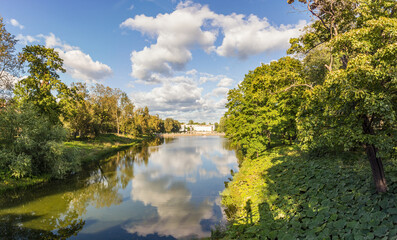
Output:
left=45, top=141, right=80, bottom=179
left=9, top=153, right=32, bottom=178
left=0, top=149, right=13, bottom=169
left=0, top=103, right=79, bottom=178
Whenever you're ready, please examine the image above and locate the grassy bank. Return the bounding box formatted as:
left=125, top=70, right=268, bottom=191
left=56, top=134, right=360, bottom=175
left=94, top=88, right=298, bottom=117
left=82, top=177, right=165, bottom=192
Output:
left=0, top=134, right=144, bottom=193
left=64, top=133, right=144, bottom=164
left=218, top=146, right=397, bottom=239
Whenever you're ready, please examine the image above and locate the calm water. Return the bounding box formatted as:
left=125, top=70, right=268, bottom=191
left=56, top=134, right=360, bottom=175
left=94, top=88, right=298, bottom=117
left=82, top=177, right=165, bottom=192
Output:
left=0, top=136, right=238, bottom=239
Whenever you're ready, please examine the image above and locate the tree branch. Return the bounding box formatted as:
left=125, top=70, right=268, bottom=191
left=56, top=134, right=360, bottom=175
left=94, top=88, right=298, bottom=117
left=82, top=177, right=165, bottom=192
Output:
left=272, top=84, right=314, bottom=95
left=304, top=41, right=327, bottom=54
left=307, top=1, right=330, bottom=32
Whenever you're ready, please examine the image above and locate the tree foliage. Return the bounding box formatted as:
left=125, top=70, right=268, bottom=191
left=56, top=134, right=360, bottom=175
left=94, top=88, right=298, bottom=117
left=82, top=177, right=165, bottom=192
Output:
left=164, top=118, right=181, bottom=133
left=0, top=103, right=79, bottom=178
left=14, top=45, right=71, bottom=123
left=61, top=83, right=172, bottom=138
left=0, top=17, right=20, bottom=105
left=224, top=57, right=307, bottom=158
left=224, top=0, right=397, bottom=193
left=295, top=0, right=397, bottom=193
left=0, top=19, right=173, bottom=182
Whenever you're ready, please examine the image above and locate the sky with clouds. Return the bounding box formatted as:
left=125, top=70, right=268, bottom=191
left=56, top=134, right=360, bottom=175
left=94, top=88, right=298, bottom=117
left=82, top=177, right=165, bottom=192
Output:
left=0, top=0, right=310, bottom=123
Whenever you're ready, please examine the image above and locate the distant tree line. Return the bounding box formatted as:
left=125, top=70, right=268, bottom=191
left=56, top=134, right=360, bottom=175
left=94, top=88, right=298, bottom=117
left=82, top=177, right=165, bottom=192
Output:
left=187, top=120, right=208, bottom=125
left=63, top=82, right=181, bottom=138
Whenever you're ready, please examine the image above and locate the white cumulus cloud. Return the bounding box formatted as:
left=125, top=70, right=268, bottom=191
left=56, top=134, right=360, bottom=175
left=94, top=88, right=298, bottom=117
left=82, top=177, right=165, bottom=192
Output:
left=120, top=1, right=217, bottom=83
left=10, top=19, right=24, bottom=29
left=211, top=87, right=229, bottom=97
left=133, top=80, right=203, bottom=112
left=217, top=77, right=233, bottom=87
left=121, top=1, right=306, bottom=83
left=127, top=172, right=213, bottom=239
left=213, top=15, right=307, bottom=58
left=131, top=71, right=234, bottom=123
left=16, top=34, right=38, bottom=45
left=40, top=33, right=113, bottom=82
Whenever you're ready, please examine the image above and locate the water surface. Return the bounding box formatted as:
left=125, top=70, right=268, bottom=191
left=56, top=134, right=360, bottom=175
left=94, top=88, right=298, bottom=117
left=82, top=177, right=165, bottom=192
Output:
left=0, top=136, right=238, bottom=239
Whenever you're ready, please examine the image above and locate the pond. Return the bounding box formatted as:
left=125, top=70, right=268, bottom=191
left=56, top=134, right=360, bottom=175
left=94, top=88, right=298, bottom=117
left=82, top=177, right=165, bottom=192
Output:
left=0, top=136, right=239, bottom=239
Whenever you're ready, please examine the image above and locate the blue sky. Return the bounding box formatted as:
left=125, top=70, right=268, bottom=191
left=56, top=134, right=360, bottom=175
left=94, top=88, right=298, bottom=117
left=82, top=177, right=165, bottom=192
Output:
left=0, top=0, right=310, bottom=123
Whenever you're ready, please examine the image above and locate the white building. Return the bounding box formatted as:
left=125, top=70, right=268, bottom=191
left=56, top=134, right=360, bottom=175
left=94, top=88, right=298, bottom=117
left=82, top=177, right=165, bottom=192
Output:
left=180, top=124, right=214, bottom=132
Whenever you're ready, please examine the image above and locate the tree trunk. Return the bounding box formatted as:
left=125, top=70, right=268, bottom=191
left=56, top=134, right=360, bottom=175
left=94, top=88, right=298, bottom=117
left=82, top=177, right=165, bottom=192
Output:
left=365, top=144, right=387, bottom=193
left=116, top=113, right=120, bottom=134
left=362, top=115, right=387, bottom=193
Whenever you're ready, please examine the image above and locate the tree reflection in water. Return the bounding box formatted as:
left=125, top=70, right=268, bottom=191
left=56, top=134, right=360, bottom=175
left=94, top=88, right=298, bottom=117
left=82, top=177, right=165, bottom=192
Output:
left=0, top=136, right=239, bottom=239
left=0, top=139, right=160, bottom=239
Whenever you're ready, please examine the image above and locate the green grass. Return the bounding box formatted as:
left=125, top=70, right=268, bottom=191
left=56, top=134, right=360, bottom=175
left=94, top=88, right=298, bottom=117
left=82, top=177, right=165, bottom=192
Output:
left=219, top=146, right=397, bottom=239
left=0, top=133, right=145, bottom=193
left=64, top=133, right=144, bottom=164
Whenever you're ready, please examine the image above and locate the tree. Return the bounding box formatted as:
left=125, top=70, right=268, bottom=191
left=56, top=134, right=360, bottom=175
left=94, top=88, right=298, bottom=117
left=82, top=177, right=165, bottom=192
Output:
left=224, top=57, right=307, bottom=157
left=287, top=0, right=357, bottom=71
left=89, top=84, right=121, bottom=135
left=133, top=107, right=149, bottom=135
left=217, top=117, right=227, bottom=133
left=0, top=17, right=20, bottom=106
left=14, top=45, right=71, bottom=123
left=214, top=122, right=219, bottom=131
left=148, top=114, right=164, bottom=133
left=62, top=82, right=94, bottom=138
left=164, top=118, right=180, bottom=133
left=298, top=15, right=397, bottom=193
left=164, top=118, right=174, bottom=133
left=119, top=92, right=135, bottom=134
left=295, top=0, right=397, bottom=193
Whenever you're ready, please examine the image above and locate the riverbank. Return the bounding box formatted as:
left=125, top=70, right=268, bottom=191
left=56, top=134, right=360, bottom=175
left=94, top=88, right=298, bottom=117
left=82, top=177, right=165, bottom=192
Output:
left=64, top=133, right=145, bottom=164
left=218, top=145, right=397, bottom=239
left=159, top=132, right=225, bottom=137
left=0, top=134, right=144, bottom=193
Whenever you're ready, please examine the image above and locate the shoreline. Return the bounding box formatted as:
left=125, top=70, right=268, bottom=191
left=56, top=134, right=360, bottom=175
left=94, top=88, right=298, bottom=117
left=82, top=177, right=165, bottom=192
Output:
left=0, top=134, right=144, bottom=194
left=158, top=132, right=225, bottom=137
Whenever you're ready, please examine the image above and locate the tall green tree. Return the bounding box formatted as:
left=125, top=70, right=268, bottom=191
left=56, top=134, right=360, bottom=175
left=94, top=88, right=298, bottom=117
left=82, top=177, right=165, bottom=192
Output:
left=119, top=92, right=135, bottom=134
left=62, top=82, right=94, bottom=138
left=224, top=57, right=307, bottom=157
left=14, top=45, right=71, bottom=123
left=89, top=83, right=121, bottom=135
left=164, top=118, right=180, bottom=133
left=294, top=0, right=397, bottom=193
left=148, top=114, right=164, bottom=133
left=133, top=107, right=149, bottom=135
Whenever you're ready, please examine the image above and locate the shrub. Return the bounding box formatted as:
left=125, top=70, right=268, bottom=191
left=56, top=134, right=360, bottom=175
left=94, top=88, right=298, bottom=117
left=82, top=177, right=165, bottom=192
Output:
left=0, top=149, right=13, bottom=169
left=0, top=103, right=79, bottom=179
left=45, top=141, right=80, bottom=179
left=9, top=153, right=32, bottom=178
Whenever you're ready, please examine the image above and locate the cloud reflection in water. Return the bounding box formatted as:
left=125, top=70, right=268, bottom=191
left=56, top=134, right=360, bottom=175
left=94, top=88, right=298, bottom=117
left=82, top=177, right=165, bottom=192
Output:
left=125, top=136, right=237, bottom=239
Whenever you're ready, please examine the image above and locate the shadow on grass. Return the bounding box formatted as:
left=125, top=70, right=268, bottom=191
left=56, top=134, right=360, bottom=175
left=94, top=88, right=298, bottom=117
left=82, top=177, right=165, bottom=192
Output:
left=221, top=146, right=397, bottom=239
